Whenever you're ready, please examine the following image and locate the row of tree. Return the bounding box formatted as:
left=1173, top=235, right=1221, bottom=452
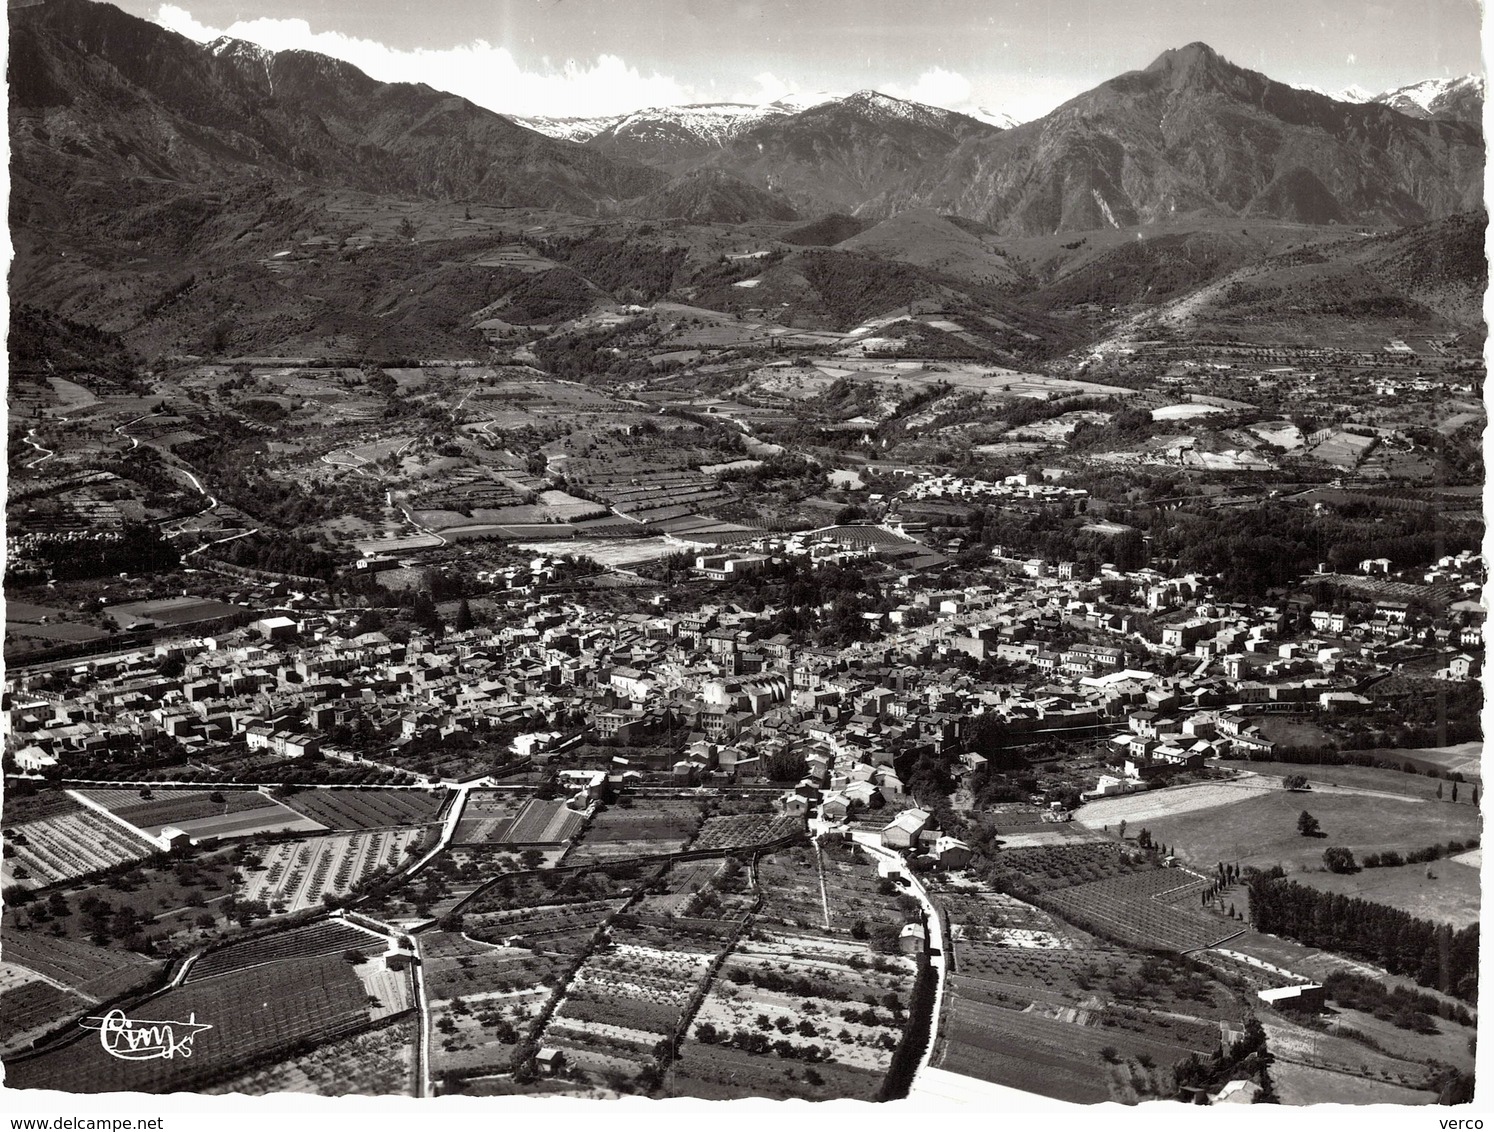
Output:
left=1244, top=870, right=1478, bottom=1002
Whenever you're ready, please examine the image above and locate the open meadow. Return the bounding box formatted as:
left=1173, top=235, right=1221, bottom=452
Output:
left=1138, top=790, right=1479, bottom=874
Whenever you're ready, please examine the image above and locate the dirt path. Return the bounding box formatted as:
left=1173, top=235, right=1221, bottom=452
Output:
left=814, top=841, right=832, bottom=929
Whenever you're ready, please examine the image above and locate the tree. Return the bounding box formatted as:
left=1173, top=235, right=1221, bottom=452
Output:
left=1282, top=774, right=1309, bottom=792
left=1451, top=781, right=1459, bottom=803
left=454, top=599, right=474, bottom=632
left=1322, top=847, right=1358, bottom=874
left=1296, top=810, right=1321, bottom=838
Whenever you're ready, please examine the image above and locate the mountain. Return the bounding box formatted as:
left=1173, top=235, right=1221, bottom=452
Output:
left=970, top=106, right=1025, bottom=129
left=628, top=168, right=800, bottom=223
left=834, top=208, right=1026, bottom=286
left=9, top=0, right=666, bottom=214
left=1291, top=82, right=1376, bottom=103
left=510, top=112, right=629, bottom=144
left=1375, top=75, right=1485, bottom=125
left=882, top=43, right=1483, bottom=235
left=690, top=90, right=1002, bottom=216
left=583, top=102, right=795, bottom=167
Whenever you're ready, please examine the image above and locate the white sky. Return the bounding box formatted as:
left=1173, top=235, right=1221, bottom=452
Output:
left=143, top=0, right=1483, bottom=122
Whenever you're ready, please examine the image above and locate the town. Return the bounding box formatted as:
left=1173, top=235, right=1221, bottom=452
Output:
left=3, top=0, right=1486, bottom=1110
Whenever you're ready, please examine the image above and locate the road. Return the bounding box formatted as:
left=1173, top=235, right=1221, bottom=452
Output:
left=411, top=933, right=433, bottom=1097
left=847, top=830, right=947, bottom=1090
left=22, top=428, right=54, bottom=468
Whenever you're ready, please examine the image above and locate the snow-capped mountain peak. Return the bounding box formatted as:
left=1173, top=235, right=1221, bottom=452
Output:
left=764, top=91, right=845, bottom=113
left=1289, top=80, right=1376, bottom=103
left=1374, top=74, right=1484, bottom=120
left=971, top=106, right=1023, bottom=129
left=508, top=112, right=626, bottom=143
left=207, top=35, right=273, bottom=67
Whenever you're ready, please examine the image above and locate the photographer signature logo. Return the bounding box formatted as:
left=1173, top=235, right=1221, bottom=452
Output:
left=79, top=1009, right=213, bottom=1060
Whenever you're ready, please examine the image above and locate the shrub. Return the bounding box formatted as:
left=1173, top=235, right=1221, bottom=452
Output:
left=1322, top=847, right=1358, bottom=874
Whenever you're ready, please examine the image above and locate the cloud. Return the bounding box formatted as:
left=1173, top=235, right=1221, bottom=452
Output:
left=886, top=67, right=975, bottom=109
left=733, top=72, right=793, bottom=104
left=152, top=4, right=696, bottom=117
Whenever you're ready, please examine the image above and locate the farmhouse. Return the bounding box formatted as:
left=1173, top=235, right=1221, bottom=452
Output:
left=880, top=807, right=931, bottom=850
left=1257, top=984, right=1326, bottom=1011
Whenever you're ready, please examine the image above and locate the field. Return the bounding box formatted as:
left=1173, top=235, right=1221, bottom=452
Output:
left=756, top=844, right=829, bottom=926
left=464, top=898, right=626, bottom=952
left=934, top=995, right=1198, bottom=1104
left=423, top=933, right=564, bottom=1080
left=938, top=881, right=1094, bottom=949
left=990, top=841, right=1139, bottom=892
left=541, top=943, right=716, bottom=1077
left=689, top=811, right=801, bottom=851
left=1362, top=742, right=1483, bottom=779
left=666, top=1040, right=885, bottom=1101
left=207, top=1017, right=418, bottom=1096
left=566, top=799, right=703, bottom=863
left=451, top=791, right=526, bottom=842
left=1232, top=761, right=1469, bottom=802
left=452, top=795, right=584, bottom=845
left=4, top=954, right=374, bottom=1094
left=104, top=596, right=244, bottom=627
left=1222, top=930, right=1474, bottom=1013
left=0, top=788, right=82, bottom=826
left=1290, top=857, right=1480, bottom=929
left=186, top=919, right=387, bottom=982
left=821, top=838, right=910, bottom=936
left=1042, top=869, right=1239, bottom=952
left=74, top=788, right=314, bottom=838
left=2, top=848, right=242, bottom=955
left=1075, top=780, right=1274, bottom=829
left=0, top=975, right=92, bottom=1054
left=0, top=933, right=161, bottom=1001
left=673, top=927, right=916, bottom=1100
left=515, top=536, right=681, bottom=567
left=239, top=830, right=426, bottom=912
left=1139, top=790, right=1481, bottom=873
left=1272, top=1062, right=1435, bottom=1106
left=2, top=809, right=160, bottom=890
left=278, top=789, right=448, bottom=831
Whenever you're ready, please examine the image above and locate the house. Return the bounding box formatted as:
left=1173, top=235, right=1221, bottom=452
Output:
left=1257, top=984, right=1325, bottom=1012
left=253, top=616, right=299, bottom=642
left=1447, top=654, right=1482, bottom=681
left=382, top=943, right=417, bottom=971
left=1211, top=1079, right=1263, bottom=1105
left=880, top=807, right=932, bottom=850
left=536, top=1047, right=565, bottom=1076
left=931, top=836, right=973, bottom=869
left=821, top=792, right=852, bottom=822
left=898, top=921, right=927, bottom=955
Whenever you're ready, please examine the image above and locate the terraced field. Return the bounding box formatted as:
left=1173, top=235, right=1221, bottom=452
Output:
left=75, top=788, right=309, bottom=837
left=566, top=799, right=703, bottom=864
left=239, top=829, right=426, bottom=912
left=279, top=789, right=448, bottom=831
left=187, top=919, right=386, bottom=982
left=1043, top=869, right=1238, bottom=952
left=5, top=955, right=374, bottom=1094
left=542, top=943, right=717, bottom=1076
left=689, top=811, right=802, bottom=851
left=2, top=810, right=159, bottom=890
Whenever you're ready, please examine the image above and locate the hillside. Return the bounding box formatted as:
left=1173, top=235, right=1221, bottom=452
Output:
left=835, top=209, right=1027, bottom=287
left=689, top=90, right=1002, bottom=216
left=884, top=43, right=1483, bottom=234
left=629, top=169, right=801, bottom=224
left=10, top=0, right=665, bottom=212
